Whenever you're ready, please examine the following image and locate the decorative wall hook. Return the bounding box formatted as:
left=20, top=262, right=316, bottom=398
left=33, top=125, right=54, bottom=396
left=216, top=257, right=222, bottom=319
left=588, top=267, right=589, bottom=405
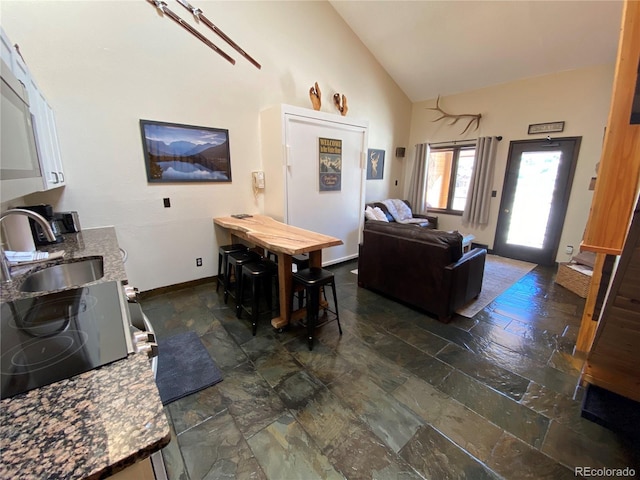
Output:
left=333, top=93, right=348, bottom=116
left=309, top=82, right=321, bottom=110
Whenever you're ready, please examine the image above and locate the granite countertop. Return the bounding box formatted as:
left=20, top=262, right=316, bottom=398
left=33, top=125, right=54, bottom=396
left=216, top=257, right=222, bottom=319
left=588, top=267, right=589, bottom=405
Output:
left=0, top=226, right=170, bottom=479
left=0, top=355, right=169, bottom=479
left=1, top=227, right=128, bottom=303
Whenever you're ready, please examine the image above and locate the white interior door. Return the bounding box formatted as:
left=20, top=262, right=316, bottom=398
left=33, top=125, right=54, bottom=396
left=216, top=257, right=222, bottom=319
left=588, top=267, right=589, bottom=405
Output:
left=284, top=114, right=366, bottom=265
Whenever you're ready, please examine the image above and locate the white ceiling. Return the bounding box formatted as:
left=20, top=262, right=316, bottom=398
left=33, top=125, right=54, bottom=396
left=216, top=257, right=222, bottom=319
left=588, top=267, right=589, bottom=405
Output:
left=329, top=0, right=624, bottom=103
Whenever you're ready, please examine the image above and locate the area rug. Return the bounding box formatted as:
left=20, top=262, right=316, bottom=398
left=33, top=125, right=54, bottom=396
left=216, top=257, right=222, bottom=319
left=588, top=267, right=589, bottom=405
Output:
left=456, top=254, right=536, bottom=318
left=155, top=331, right=223, bottom=405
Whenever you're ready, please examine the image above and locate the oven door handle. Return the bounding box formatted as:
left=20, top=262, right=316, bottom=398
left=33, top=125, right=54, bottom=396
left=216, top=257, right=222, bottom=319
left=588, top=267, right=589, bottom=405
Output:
left=141, top=311, right=158, bottom=378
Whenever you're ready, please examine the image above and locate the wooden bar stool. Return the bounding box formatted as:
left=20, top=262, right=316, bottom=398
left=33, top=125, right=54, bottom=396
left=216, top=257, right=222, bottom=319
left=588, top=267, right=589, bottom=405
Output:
left=292, top=267, right=342, bottom=351
left=237, top=259, right=278, bottom=335
left=224, top=250, right=261, bottom=311
left=217, top=244, right=247, bottom=292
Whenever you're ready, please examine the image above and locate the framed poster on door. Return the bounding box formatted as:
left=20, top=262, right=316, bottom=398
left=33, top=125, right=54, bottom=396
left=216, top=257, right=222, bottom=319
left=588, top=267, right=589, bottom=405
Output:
left=319, top=137, right=342, bottom=191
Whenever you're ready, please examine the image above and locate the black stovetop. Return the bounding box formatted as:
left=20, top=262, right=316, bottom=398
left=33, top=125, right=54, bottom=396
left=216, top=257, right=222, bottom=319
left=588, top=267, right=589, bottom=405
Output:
left=1, top=281, right=129, bottom=400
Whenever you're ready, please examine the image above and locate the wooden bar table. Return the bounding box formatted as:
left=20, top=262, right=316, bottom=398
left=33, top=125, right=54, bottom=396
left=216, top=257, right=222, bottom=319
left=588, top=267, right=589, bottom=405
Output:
left=213, top=215, right=343, bottom=330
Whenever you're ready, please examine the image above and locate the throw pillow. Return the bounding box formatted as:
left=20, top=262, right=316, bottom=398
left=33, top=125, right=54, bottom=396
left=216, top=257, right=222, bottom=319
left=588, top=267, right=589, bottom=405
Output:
left=372, top=207, right=389, bottom=222
left=364, top=206, right=377, bottom=221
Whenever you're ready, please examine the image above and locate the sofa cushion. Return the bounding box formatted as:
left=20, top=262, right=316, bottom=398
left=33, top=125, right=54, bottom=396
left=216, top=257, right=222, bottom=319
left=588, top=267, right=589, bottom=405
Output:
left=364, top=221, right=463, bottom=262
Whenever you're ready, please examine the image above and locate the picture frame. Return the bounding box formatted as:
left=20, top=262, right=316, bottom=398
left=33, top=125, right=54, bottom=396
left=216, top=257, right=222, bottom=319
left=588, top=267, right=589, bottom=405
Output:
left=140, top=119, right=232, bottom=183
left=527, top=121, right=565, bottom=135
left=319, top=137, right=342, bottom=191
left=367, top=149, right=385, bottom=180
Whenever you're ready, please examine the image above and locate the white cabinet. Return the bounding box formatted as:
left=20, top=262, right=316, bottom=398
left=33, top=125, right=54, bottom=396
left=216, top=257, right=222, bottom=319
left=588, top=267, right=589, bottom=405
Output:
left=260, top=104, right=368, bottom=265
left=0, top=27, right=65, bottom=192
left=0, top=59, right=43, bottom=202
left=28, top=81, right=66, bottom=189
left=0, top=29, right=13, bottom=68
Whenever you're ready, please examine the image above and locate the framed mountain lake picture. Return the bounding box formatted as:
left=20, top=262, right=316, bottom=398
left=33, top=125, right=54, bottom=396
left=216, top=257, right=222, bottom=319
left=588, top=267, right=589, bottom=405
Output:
left=140, top=119, right=232, bottom=183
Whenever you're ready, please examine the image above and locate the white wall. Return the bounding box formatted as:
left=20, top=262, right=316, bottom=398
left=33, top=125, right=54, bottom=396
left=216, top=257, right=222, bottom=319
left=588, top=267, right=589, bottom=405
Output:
left=0, top=0, right=410, bottom=291
left=406, top=64, right=614, bottom=263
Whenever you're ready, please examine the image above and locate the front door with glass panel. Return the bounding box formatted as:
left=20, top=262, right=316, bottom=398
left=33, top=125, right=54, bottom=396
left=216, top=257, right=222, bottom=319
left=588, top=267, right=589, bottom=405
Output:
left=493, top=137, right=581, bottom=265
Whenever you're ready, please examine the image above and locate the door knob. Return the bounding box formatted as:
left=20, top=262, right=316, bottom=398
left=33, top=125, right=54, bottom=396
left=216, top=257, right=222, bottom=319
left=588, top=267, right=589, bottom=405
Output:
left=504, top=209, right=510, bottom=213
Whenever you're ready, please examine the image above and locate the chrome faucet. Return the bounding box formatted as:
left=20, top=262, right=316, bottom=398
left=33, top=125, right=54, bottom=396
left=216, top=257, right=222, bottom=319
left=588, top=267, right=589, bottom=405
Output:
left=0, top=208, right=57, bottom=283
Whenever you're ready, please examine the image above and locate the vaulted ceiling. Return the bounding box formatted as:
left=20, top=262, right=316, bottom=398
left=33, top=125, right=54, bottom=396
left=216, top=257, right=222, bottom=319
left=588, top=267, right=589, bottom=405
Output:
left=329, top=1, right=624, bottom=102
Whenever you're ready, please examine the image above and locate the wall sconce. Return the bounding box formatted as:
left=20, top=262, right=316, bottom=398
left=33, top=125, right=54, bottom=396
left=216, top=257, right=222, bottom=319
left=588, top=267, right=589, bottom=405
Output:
left=395, top=147, right=405, bottom=158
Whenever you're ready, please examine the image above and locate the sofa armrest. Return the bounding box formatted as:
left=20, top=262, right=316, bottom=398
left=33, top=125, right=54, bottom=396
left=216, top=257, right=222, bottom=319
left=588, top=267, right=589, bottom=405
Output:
left=443, top=247, right=487, bottom=316
left=447, top=247, right=485, bottom=267
left=413, top=214, right=438, bottom=229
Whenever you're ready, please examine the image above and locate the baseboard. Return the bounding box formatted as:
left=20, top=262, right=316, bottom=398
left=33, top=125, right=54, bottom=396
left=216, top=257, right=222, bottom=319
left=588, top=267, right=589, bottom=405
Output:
left=139, top=258, right=360, bottom=300
left=139, top=276, right=217, bottom=299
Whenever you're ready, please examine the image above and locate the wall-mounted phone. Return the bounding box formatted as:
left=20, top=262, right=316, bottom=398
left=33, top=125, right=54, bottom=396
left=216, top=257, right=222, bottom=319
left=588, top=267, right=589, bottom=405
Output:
left=252, top=170, right=265, bottom=196
left=252, top=171, right=265, bottom=189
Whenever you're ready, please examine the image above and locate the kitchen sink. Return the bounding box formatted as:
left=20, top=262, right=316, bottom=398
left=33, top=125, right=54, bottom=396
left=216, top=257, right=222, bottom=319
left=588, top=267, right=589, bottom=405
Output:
left=19, top=257, right=105, bottom=293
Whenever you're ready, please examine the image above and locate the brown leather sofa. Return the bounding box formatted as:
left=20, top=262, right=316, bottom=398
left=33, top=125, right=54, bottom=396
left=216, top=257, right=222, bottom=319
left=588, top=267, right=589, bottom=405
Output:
left=365, top=200, right=438, bottom=229
left=357, top=221, right=486, bottom=322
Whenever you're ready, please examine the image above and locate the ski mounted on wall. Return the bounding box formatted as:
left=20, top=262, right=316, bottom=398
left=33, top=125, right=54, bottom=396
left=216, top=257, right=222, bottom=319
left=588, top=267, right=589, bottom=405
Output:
left=176, top=0, right=261, bottom=69
left=146, top=0, right=236, bottom=66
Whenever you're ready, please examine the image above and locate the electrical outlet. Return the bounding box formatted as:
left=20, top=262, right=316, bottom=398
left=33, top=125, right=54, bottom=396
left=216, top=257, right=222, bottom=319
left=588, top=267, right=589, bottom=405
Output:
left=163, top=198, right=171, bottom=208
left=196, top=257, right=202, bottom=267
left=565, top=245, right=574, bottom=255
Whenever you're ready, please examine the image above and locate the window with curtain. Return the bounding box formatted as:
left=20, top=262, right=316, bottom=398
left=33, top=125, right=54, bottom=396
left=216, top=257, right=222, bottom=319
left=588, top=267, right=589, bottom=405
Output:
left=426, top=144, right=476, bottom=214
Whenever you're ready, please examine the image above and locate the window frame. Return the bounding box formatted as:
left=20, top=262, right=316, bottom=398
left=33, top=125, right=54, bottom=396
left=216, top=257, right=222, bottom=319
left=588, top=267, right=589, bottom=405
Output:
left=427, top=143, right=476, bottom=216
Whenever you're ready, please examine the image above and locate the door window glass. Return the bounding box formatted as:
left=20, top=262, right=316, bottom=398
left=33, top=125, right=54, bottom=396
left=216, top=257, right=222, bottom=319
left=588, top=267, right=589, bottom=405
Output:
left=506, top=151, right=562, bottom=249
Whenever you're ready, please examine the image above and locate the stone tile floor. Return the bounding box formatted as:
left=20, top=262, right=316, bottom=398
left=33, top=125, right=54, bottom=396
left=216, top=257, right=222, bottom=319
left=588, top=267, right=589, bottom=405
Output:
left=140, top=260, right=639, bottom=479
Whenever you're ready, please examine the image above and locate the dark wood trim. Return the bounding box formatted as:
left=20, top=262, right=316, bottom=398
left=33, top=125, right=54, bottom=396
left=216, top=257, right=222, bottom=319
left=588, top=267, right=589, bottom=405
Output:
left=139, top=276, right=217, bottom=299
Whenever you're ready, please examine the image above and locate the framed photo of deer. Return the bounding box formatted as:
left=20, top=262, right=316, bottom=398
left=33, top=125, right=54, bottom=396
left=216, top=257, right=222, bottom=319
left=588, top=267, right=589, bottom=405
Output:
left=367, top=149, right=385, bottom=180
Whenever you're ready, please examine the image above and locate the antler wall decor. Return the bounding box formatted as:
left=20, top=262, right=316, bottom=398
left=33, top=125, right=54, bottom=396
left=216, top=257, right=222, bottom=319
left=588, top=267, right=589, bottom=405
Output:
left=427, top=96, right=481, bottom=135
left=309, top=82, right=321, bottom=110
left=333, top=93, right=348, bottom=116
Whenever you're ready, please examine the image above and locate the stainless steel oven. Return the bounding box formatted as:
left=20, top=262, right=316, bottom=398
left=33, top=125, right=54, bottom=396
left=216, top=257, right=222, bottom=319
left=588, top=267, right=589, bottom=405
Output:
left=124, top=287, right=168, bottom=480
